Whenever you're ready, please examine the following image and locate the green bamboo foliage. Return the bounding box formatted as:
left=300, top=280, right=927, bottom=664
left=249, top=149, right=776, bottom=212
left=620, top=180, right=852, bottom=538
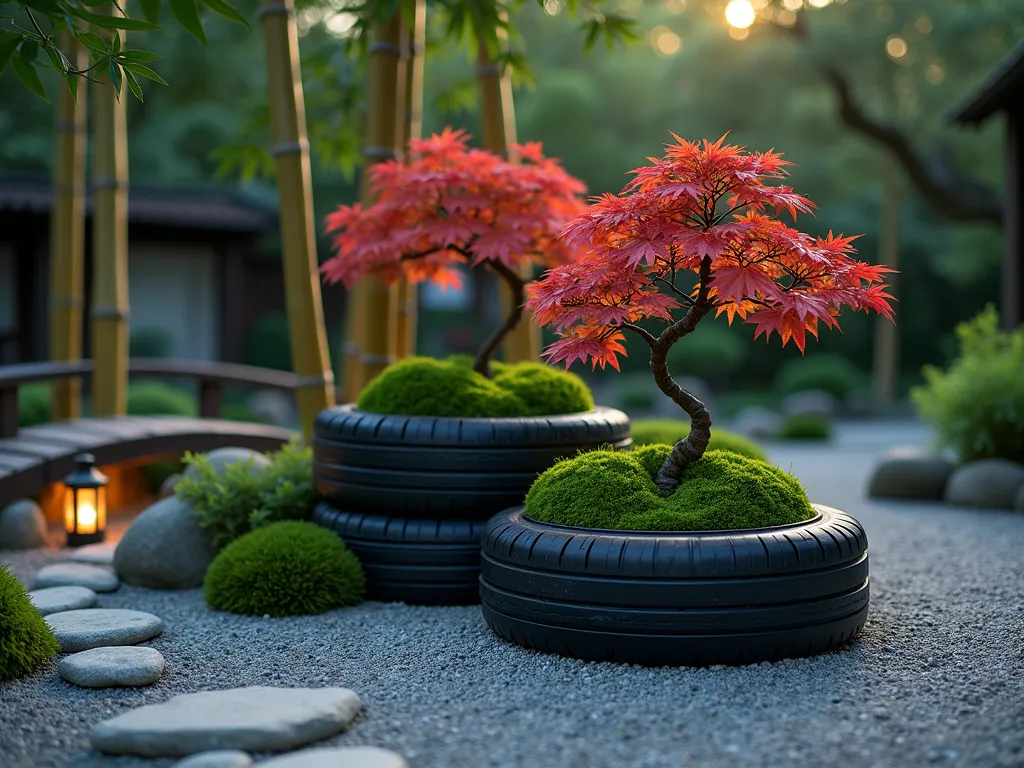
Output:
left=260, top=0, right=336, bottom=436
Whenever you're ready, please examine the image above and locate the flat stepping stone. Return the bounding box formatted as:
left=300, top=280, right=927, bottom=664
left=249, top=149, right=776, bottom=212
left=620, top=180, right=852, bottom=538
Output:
left=91, top=686, right=361, bottom=757
left=58, top=646, right=165, bottom=688
left=46, top=609, right=163, bottom=653
left=261, top=747, right=407, bottom=768
left=32, top=562, right=119, bottom=592
left=172, top=751, right=253, bottom=768
left=67, top=542, right=118, bottom=565
left=28, top=585, right=97, bottom=616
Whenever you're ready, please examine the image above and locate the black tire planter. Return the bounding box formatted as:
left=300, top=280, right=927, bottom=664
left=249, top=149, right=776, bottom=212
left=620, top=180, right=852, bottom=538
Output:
left=313, top=405, right=631, bottom=517
left=313, top=502, right=486, bottom=605
left=479, top=504, right=869, bottom=667
left=312, top=405, right=630, bottom=605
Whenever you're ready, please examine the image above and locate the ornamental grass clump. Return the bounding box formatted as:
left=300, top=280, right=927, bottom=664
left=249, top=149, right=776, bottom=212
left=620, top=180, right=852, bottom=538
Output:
left=204, top=521, right=365, bottom=617
left=526, top=134, right=895, bottom=526
left=321, top=128, right=587, bottom=381
left=0, top=566, right=59, bottom=682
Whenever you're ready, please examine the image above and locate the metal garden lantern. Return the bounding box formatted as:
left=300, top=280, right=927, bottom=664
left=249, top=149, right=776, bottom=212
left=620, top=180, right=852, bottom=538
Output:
left=63, top=453, right=108, bottom=547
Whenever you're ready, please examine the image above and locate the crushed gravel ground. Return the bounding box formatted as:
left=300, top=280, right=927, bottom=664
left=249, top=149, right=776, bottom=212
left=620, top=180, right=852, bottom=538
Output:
left=2, top=420, right=1023, bottom=768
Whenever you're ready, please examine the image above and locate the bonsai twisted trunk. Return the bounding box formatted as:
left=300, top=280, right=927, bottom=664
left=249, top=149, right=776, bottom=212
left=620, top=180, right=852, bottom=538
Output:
left=625, top=256, right=714, bottom=495
left=473, top=260, right=526, bottom=378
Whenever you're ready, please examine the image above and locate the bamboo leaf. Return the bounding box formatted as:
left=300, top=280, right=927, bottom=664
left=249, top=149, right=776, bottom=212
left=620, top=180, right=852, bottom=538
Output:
left=119, top=48, right=160, bottom=63
left=582, top=19, right=600, bottom=52
left=20, top=41, right=38, bottom=63
left=202, top=0, right=251, bottom=31
left=68, top=7, right=161, bottom=31
left=12, top=49, right=48, bottom=101
left=62, top=69, right=79, bottom=101
left=121, top=61, right=168, bottom=85
left=74, top=31, right=108, bottom=56
left=169, top=0, right=208, bottom=45
left=124, top=68, right=143, bottom=100
left=107, top=60, right=123, bottom=96
left=139, top=0, right=160, bottom=24
left=44, top=43, right=69, bottom=73
left=0, top=33, right=19, bottom=76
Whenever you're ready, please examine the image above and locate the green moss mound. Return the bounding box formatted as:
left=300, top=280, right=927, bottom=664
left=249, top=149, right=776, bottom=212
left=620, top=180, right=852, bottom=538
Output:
left=630, top=420, right=767, bottom=461
left=779, top=414, right=832, bottom=441
left=204, top=521, right=365, bottom=617
left=0, top=566, right=60, bottom=682
left=525, top=446, right=814, bottom=532
left=356, top=356, right=594, bottom=418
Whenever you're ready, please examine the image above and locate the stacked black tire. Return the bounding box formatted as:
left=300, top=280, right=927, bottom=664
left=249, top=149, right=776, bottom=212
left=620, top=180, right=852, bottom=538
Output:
left=312, top=405, right=631, bottom=605
left=480, top=504, right=870, bottom=666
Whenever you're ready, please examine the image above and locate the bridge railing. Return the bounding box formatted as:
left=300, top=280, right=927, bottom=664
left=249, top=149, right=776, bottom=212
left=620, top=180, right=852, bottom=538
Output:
left=0, top=359, right=302, bottom=439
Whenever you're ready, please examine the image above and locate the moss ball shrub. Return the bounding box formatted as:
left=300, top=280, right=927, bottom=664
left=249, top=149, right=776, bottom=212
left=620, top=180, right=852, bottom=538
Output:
left=773, top=354, right=867, bottom=401
left=127, top=381, right=197, bottom=417
left=630, top=420, right=767, bottom=461
left=176, top=440, right=317, bottom=549
left=204, top=521, right=365, bottom=616
left=911, top=305, right=1024, bottom=464
left=0, top=566, right=59, bottom=682
left=525, top=445, right=814, bottom=531
left=355, top=356, right=593, bottom=418
left=778, top=414, right=833, bottom=441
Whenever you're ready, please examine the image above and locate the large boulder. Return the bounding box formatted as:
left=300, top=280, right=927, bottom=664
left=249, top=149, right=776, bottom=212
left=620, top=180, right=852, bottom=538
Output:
left=944, top=459, right=1024, bottom=510
left=780, top=389, right=838, bottom=420
left=183, top=447, right=270, bottom=482
left=0, top=499, right=48, bottom=550
left=159, top=473, right=184, bottom=499
left=731, top=406, right=783, bottom=441
left=114, top=496, right=216, bottom=589
left=867, top=448, right=954, bottom=501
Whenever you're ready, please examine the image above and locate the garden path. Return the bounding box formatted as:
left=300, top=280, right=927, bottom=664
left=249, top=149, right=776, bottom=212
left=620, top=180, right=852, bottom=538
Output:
left=1, top=418, right=1022, bottom=768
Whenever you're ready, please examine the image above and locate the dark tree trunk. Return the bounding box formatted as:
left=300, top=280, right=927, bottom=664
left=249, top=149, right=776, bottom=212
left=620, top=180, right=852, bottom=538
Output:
left=473, top=260, right=526, bottom=378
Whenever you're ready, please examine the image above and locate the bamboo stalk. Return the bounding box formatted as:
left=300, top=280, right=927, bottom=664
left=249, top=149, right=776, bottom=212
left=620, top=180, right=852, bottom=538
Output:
left=50, top=31, right=87, bottom=420
left=389, top=0, right=426, bottom=361
left=476, top=32, right=539, bottom=364
left=344, top=11, right=406, bottom=398
left=872, top=161, right=900, bottom=407
left=90, top=5, right=129, bottom=417
left=260, top=0, right=336, bottom=435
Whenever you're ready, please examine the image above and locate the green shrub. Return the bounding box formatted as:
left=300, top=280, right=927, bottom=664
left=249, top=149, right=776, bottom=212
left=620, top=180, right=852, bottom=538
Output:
left=244, top=311, right=292, bottom=372
left=911, top=305, right=1024, bottom=464
left=356, top=356, right=593, bottom=418
left=616, top=379, right=657, bottom=413
left=630, top=420, right=767, bottom=461
left=204, top=521, right=365, bottom=616
left=18, top=383, right=52, bottom=427
left=176, top=440, right=317, bottom=549
left=666, top=322, right=746, bottom=386
left=525, top=446, right=813, bottom=531
left=778, top=414, right=832, bottom=441
left=0, top=566, right=60, bottom=682
left=126, top=381, right=197, bottom=416
left=129, top=328, right=173, bottom=358
left=773, top=354, right=866, bottom=401
left=142, top=459, right=184, bottom=493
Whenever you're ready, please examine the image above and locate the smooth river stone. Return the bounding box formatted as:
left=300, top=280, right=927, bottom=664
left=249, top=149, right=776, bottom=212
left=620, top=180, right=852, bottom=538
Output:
left=28, top=585, right=98, bottom=616
left=46, top=608, right=163, bottom=652
left=90, top=686, right=362, bottom=757
left=32, top=562, right=120, bottom=592
left=171, top=751, right=254, bottom=768
left=67, top=542, right=118, bottom=565
left=58, top=646, right=165, bottom=688
left=260, top=747, right=408, bottom=768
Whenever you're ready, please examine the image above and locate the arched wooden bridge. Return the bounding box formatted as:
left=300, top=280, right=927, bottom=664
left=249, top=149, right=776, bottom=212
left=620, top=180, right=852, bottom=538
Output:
left=0, top=359, right=301, bottom=506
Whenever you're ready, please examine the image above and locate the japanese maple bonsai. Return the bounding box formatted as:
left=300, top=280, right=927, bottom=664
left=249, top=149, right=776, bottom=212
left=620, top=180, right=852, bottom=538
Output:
left=310, top=129, right=630, bottom=605
left=479, top=135, right=894, bottom=664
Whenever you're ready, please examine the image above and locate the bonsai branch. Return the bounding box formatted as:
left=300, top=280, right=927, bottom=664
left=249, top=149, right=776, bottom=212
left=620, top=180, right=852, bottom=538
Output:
left=473, top=259, right=527, bottom=378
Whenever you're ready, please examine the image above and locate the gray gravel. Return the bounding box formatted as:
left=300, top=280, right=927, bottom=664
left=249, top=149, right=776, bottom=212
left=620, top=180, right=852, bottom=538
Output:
left=2, top=420, right=1023, bottom=768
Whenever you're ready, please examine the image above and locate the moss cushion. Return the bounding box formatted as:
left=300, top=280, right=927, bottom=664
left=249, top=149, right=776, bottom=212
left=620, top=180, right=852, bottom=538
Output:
left=524, top=445, right=815, bottom=532
left=630, top=420, right=768, bottom=461
left=0, top=566, right=59, bottom=682
left=204, top=521, right=365, bottom=617
left=356, top=356, right=594, bottom=418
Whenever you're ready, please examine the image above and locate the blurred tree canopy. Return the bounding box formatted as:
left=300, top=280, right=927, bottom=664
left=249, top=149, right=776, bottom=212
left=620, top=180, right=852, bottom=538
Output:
left=0, top=0, right=1020, bottom=391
